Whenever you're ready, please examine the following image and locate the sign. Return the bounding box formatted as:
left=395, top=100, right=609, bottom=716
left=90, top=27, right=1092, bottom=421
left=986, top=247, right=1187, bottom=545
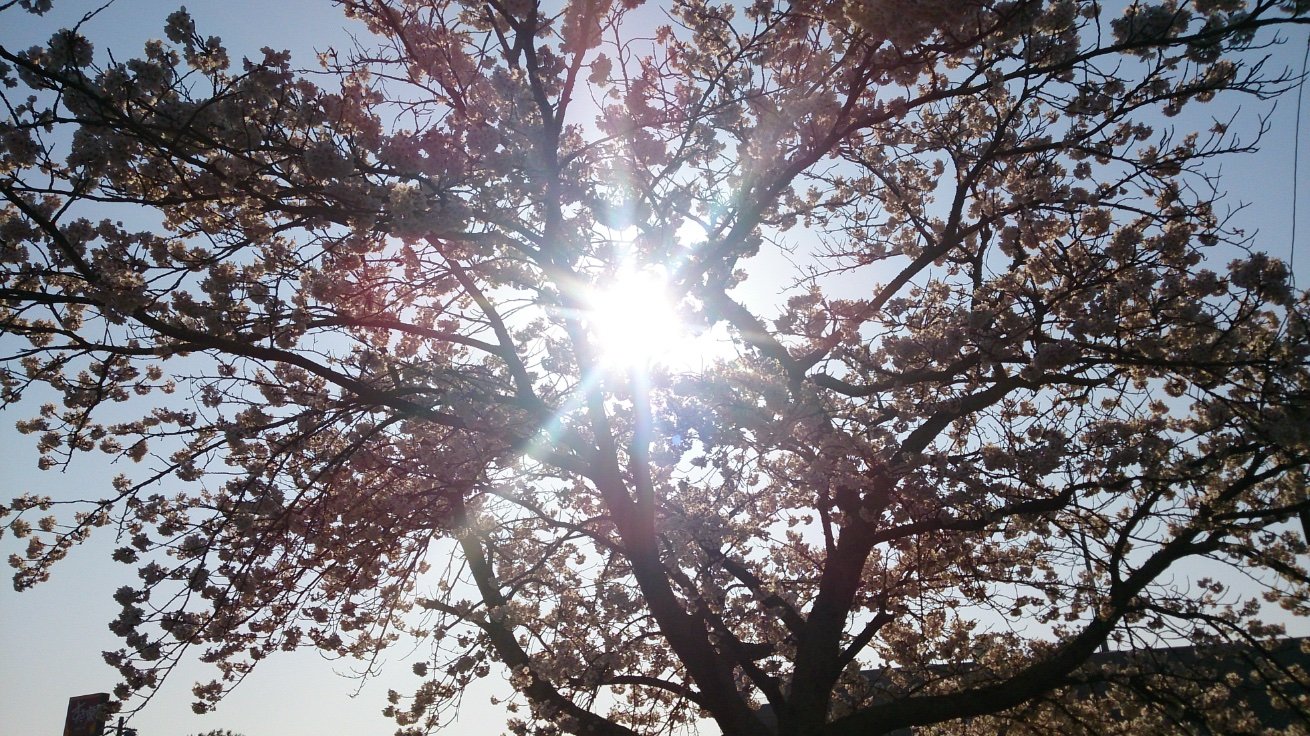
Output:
left=63, top=693, right=110, bottom=736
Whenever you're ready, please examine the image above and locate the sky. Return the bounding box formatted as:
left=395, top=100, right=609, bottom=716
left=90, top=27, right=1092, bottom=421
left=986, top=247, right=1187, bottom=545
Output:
left=1, top=2, right=1309, bottom=736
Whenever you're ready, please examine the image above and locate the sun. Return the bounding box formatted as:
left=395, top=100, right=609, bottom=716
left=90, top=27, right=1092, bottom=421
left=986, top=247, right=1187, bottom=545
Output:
left=584, top=267, right=707, bottom=371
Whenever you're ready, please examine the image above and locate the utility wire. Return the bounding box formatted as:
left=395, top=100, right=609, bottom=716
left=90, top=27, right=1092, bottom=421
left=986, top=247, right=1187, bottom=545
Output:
left=1292, top=31, right=1310, bottom=282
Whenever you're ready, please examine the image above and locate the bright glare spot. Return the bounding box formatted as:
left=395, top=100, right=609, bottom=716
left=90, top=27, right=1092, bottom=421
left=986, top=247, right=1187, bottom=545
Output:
left=586, top=268, right=704, bottom=370
left=675, top=218, right=708, bottom=247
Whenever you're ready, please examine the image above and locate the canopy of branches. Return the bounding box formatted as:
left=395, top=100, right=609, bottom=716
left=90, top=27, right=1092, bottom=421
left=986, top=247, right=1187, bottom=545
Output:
left=3, top=1, right=1310, bottom=734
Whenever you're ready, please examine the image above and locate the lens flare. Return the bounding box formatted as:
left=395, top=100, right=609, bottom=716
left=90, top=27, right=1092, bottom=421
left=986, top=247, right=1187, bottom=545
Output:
left=585, top=268, right=700, bottom=370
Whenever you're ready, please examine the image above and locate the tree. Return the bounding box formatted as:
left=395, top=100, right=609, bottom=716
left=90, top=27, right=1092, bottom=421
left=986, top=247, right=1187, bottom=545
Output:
left=3, top=0, right=1310, bottom=733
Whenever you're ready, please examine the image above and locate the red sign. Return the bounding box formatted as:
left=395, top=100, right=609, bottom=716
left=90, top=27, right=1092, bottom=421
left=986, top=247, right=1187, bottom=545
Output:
left=63, top=693, right=110, bottom=736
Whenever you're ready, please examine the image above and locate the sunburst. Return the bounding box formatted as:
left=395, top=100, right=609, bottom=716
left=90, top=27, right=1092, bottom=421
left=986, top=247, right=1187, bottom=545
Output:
left=584, top=266, right=714, bottom=371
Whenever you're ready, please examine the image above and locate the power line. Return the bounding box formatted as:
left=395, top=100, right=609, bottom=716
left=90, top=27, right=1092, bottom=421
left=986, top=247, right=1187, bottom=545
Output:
left=1292, top=31, right=1310, bottom=282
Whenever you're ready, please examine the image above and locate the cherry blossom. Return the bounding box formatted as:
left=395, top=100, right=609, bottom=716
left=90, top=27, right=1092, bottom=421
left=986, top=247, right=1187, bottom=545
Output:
left=3, top=1, right=1310, bottom=735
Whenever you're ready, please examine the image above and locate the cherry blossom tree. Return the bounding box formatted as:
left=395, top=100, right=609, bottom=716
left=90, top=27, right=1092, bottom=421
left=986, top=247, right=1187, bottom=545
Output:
left=4, top=0, right=1310, bottom=734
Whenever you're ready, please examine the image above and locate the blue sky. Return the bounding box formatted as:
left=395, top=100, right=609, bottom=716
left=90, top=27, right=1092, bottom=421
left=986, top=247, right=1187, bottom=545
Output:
left=1, top=2, right=1309, bottom=736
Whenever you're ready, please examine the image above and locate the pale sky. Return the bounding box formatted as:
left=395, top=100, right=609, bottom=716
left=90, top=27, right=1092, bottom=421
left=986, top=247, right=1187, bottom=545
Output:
left=2, top=2, right=1309, bottom=736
